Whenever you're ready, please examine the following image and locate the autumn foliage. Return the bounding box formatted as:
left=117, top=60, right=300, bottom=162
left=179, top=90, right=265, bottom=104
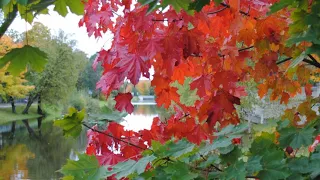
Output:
left=63, top=0, right=320, bottom=179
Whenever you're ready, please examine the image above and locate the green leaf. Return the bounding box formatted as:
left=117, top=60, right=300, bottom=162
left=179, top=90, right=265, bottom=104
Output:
left=54, top=0, right=68, bottom=17
left=199, top=136, right=233, bottom=155
left=138, top=0, right=159, bottom=13
left=306, top=44, right=320, bottom=56
left=171, top=78, right=200, bottom=107
left=66, top=0, right=84, bottom=15
left=214, top=0, right=223, bottom=6
left=164, top=161, right=198, bottom=180
left=17, top=0, right=28, bottom=5
left=164, top=139, right=195, bottom=158
left=220, top=147, right=241, bottom=165
left=278, top=125, right=315, bottom=149
left=0, top=0, right=10, bottom=7
left=287, top=52, right=306, bottom=70
left=60, top=153, right=107, bottom=180
left=106, top=155, right=156, bottom=179
left=62, top=175, right=75, bottom=180
left=188, top=0, right=210, bottom=12
left=54, top=0, right=84, bottom=17
left=288, top=157, right=312, bottom=174
left=162, top=0, right=193, bottom=14
left=250, top=132, right=276, bottom=155
left=54, top=107, right=85, bottom=138
left=215, top=123, right=248, bottom=136
left=199, top=155, right=220, bottom=168
left=268, top=0, right=294, bottom=14
left=221, top=160, right=246, bottom=180
left=0, top=45, right=48, bottom=76
left=246, top=156, right=263, bottom=175
left=258, top=150, right=290, bottom=180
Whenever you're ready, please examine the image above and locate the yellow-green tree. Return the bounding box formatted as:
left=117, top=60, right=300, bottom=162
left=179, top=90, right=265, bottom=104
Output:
left=0, top=36, right=34, bottom=113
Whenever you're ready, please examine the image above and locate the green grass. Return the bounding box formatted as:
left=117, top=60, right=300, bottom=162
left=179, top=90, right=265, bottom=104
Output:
left=0, top=105, right=41, bottom=125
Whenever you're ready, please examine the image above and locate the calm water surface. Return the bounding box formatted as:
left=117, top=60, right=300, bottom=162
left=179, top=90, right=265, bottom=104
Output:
left=0, top=105, right=157, bottom=180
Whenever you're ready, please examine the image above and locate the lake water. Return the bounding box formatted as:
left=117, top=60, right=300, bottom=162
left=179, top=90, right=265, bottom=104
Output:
left=0, top=105, right=157, bottom=180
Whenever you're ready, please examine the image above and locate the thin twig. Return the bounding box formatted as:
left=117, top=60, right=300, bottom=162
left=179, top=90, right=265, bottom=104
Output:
left=238, top=46, right=254, bottom=52
left=276, top=57, right=292, bottom=65
left=207, top=6, right=228, bottom=15
left=82, top=123, right=151, bottom=151
left=219, top=2, right=258, bottom=20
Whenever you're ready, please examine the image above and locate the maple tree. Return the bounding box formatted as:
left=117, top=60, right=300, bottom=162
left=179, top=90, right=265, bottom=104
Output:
left=52, top=0, right=320, bottom=179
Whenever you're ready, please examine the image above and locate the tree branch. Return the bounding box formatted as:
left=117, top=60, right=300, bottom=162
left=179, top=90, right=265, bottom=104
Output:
left=82, top=123, right=151, bottom=151
left=276, top=57, right=292, bottom=65
left=0, top=5, right=18, bottom=39
left=308, top=54, right=318, bottom=63
left=238, top=46, right=254, bottom=52
left=207, top=6, right=228, bottom=15
left=303, top=59, right=320, bottom=68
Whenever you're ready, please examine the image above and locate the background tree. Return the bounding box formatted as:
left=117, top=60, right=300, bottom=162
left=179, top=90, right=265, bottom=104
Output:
left=0, top=35, right=34, bottom=113
left=77, top=54, right=102, bottom=98
left=22, top=23, right=87, bottom=114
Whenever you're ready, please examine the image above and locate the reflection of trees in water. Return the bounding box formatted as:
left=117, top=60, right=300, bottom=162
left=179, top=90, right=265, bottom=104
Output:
left=133, top=105, right=157, bottom=115
left=0, top=144, right=35, bottom=180
left=0, top=120, right=87, bottom=179
left=131, top=105, right=173, bottom=122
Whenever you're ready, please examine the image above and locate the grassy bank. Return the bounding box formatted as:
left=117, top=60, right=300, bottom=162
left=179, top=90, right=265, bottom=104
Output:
left=0, top=106, right=41, bottom=125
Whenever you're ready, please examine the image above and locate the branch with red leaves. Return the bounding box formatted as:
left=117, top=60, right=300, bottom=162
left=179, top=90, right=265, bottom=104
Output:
left=82, top=123, right=151, bottom=151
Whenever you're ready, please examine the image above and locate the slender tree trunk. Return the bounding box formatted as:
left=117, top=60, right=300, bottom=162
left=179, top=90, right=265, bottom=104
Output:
left=37, top=95, right=43, bottom=115
left=22, top=94, right=38, bottom=114
left=9, top=96, right=16, bottom=114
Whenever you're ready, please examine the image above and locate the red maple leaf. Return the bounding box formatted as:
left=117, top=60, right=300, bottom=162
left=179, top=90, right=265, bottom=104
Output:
left=116, top=54, right=150, bottom=85
left=190, top=74, right=212, bottom=97
left=114, top=93, right=134, bottom=114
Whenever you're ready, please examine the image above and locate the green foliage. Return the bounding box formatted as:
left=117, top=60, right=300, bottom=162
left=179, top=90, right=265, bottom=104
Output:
left=60, top=153, right=107, bottom=180
left=54, top=107, right=85, bottom=138
left=161, top=0, right=193, bottom=14
left=59, top=118, right=320, bottom=180
left=105, top=155, right=156, bottom=179
left=77, top=54, right=102, bottom=96
left=0, top=45, right=48, bottom=76
left=54, top=0, right=84, bottom=17
left=188, top=0, right=210, bottom=12
left=270, top=0, right=320, bottom=56
left=278, top=125, right=315, bottom=149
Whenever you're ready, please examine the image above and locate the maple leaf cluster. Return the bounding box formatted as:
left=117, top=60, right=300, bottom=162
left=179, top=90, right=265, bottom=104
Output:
left=79, top=0, right=319, bottom=170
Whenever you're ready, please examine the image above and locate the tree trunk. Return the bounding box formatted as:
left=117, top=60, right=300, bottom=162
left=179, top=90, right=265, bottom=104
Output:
left=9, top=96, right=16, bottom=114
left=37, top=95, right=43, bottom=115
left=11, top=122, right=16, bottom=134
left=22, top=94, right=38, bottom=114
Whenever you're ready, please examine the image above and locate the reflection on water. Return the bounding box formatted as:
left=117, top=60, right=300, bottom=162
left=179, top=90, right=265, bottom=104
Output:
left=122, top=105, right=158, bottom=131
left=0, top=105, right=157, bottom=179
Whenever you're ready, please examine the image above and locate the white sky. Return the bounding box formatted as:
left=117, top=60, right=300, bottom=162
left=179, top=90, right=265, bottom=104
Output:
left=9, top=6, right=112, bottom=56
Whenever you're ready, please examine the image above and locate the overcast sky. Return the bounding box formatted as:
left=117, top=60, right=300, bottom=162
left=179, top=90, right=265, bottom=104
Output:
left=9, top=7, right=112, bottom=56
